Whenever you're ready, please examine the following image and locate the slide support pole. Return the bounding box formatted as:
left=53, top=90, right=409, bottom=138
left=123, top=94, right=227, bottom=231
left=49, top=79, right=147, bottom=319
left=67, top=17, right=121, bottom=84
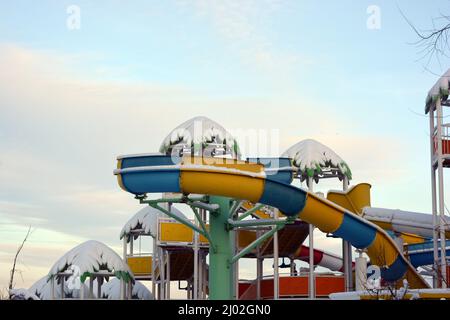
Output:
left=342, top=176, right=353, bottom=292
left=208, top=196, right=234, bottom=300
left=273, top=208, right=280, bottom=300
left=429, top=108, right=440, bottom=288
left=307, top=177, right=315, bottom=299
left=436, top=99, right=448, bottom=288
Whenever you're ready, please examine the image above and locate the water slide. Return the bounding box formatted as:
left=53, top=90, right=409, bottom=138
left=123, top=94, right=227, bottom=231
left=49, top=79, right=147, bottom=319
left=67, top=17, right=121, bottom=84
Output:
left=327, top=184, right=450, bottom=270
left=114, top=155, right=429, bottom=289
left=362, top=207, right=450, bottom=240
left=296, top=245, right=354, bottom=272
left=327, top=184, right=450, bottom=242
left=407, top=240, right=450, bottom=268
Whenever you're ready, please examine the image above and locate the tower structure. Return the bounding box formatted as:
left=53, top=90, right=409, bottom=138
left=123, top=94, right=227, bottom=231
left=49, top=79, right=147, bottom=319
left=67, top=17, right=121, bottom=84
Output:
left=426, top=69, right=450, bottom=288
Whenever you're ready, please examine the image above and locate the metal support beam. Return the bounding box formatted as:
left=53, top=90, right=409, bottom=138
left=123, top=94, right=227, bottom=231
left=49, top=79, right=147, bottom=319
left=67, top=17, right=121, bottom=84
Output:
left=238, top=204, right=265, bottom=221
left=430, top=108, right=440, bottom=288
left=189, top=201, right=220, bottom=213
left=230, top=224, right=284, bottom=265
left=191, top=207, right=215, bottom=251
left=141, top=195, right=207, bottom=205
left=150, top=203, right=207, bottom=238
left=166, top=251, right=171, bottom=300
left=256, top=257, right=263, bottom=300
left=228, top=218, right=291, bottom=229
left=273, top=208, right=280, bottom=300
left=436, top=99, right=448, bottom=288
left=152, top=239, right=157, bottom=299
left=229, top=200, right=243, bottom=218
left=208, top=196, right=234, bottom=300
left=307, top=177, right=315, bottom=299
left=193, top=216, right=199, bottom=300
left=308, top=224, right=315, bottom=299
left=160, top=248, right=165, bottom=299
left=198, top=250, right=203, bottom=300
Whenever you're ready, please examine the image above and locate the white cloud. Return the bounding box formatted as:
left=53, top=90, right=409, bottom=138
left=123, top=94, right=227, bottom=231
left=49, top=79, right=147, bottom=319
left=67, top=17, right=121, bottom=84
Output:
left=177, top=0, right=307, bottom=76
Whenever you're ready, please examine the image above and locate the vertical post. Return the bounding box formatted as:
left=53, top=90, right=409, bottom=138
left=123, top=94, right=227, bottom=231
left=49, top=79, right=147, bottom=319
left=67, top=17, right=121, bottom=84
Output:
left=51, top=277, right=55, bottom=300
left=128, top=280, right=133, bottom=299
left=307, top=177, right=315, bottom=299
left=431, top=108, right=440, bottom=288
left=342, top=176, right=353, bottom=291
left=97, top=277, right=102, bottom=299
left=436, top=99, right=448, bottom=288
left=234, top=230, right=239, bottom=300
left=208, top=196, right=234, bottom=300
left=273, top=208, right=280, bottom=300
left=160, top=248, right=166, bottom=299
left=120, top=278, right=125, bottom=300
left=202, top=209, right=208, bottom=299
left=198, top=250, right=203, bottom=300
left=193, top=215, right=199, bottom=300
left=123, top=237, right=127, bottom=262
left=80, top=280, right=85, bottom=300
left=89, top=276, right=94, bottom=299
left=152, top=238, right=157, bottom=299
left=166, top=251, right=171, bottom=300
left=256, top=229, right=262, bottom=300
left=130, top=237, right=134, bottom=256
left=256, top=257, right=263, bottom=300
left=60, top=276, right=65, bottom=299
left=290, top=259, right=296, bottom=276
left=355, top=251, right=367, bottom=291
left=187, top=281, right=191, bottom=300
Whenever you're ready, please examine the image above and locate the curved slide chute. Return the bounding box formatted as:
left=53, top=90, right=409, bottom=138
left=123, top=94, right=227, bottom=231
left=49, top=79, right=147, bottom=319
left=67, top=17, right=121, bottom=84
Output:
left=114, top=154, right=429, bottom=289
left=407, top=240, right=450, bottom=268
left=296, top=245, right=354, bottom=272
left=362, top=207, right=450, bottom=240
left=327, top=184, right=449, bottom=242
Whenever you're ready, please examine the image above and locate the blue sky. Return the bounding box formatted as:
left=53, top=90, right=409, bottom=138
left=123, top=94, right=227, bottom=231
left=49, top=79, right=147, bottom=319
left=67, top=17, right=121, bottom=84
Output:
left=1, top=0, right=450, bottom=295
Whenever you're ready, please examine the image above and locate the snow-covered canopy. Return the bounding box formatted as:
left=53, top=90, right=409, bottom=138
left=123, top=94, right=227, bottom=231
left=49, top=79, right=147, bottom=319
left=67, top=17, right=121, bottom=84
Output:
left=426, top=68, right=450, bottom=114
left=159, top=116, right=241, bottom=159
left=27, top=276, right=152, bottom=300
left=9, top=288, right=39, bottom=300
left=282, top=139, right=352, bottom=180
left=120, top=206, right=188, bottom=241
left=48, top=240, right=133, bottom=283
left=102, top=278, right=153, bottom=300
left=28, top=276, right=71, bottom=300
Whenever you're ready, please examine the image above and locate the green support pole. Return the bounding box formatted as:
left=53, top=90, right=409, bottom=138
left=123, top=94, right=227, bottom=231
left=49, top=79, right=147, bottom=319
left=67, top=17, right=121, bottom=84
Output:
left=208, top=196, right=234, bottom=300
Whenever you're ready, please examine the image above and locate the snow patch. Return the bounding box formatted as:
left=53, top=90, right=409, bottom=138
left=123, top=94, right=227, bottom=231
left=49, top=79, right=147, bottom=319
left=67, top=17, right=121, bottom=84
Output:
left=426, top=68, right=450, bottom=113
left=9, top=288, right=40, bottom=300
left=102, top=278, right=153, bottom=300
left=48, top=240, right=133, bottom=282
left=120, top=206, right=187, bottom=241
left=282, top=139, right=351, bottom=179
left=159, top=116, right=241, bottom=159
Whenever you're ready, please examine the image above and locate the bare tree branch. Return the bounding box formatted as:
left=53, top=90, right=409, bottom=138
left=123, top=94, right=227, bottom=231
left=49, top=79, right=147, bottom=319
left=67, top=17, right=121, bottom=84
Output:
left=399, top=6, right=450, bottom=68
left=8, top=226, right=32, bottom=290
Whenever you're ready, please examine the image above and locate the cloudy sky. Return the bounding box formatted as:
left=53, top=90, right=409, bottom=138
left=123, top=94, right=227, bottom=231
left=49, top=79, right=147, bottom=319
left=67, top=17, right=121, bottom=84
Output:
left=1, top=0, right=450, bottom=296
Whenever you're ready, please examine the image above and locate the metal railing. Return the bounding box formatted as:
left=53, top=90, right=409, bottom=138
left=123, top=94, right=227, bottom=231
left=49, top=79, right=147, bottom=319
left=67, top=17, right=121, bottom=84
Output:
left=433, top=124, right=450, bottom=155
